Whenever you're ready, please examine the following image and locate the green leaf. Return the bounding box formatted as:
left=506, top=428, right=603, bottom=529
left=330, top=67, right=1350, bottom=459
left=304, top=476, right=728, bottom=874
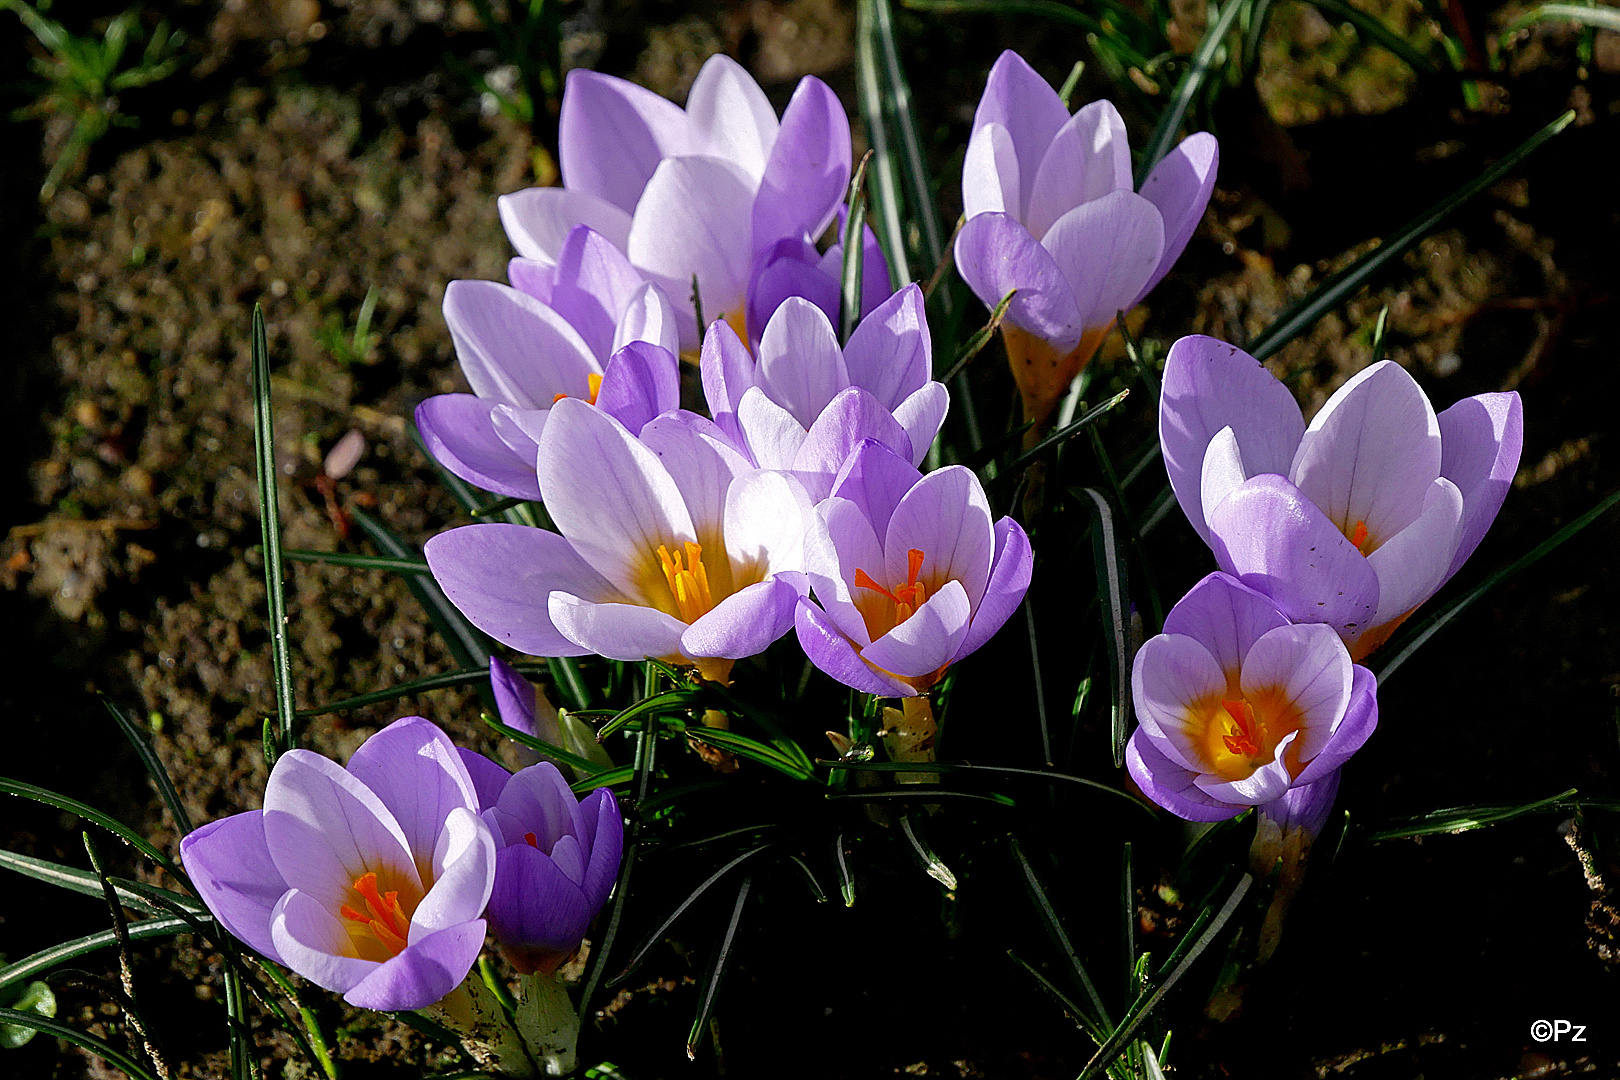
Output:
left=611, top=844, right=773, bottom=987
left=822, top=760, right=1155, bottom=816
left=1374, top=488, right=1620, bottom=682
left=0, top=1008, right=162, bottom=1080
left=824, top=788, right=1017, bottom=807
left=283, top=548, right=429, bottom=574
left=1079, top=487, right=1134, bottom=767
left=898, top=812, right=957, bottom=890
left=251, top=303, right=297, bottom=754
left=0, top=918, right=191, bottom=995
left=569, top=764, right=635, bottom=794
left=483, top=713, right=604, bottom=777
left=1366, top=788, right=1578, bottom=842
left=101, top=695, right=194, bottom=836
left=576, top=732, right=657, bottom=1018
left=1136, top=0, right=1245, bottom=184
left=678, top=726, right=816, bottom=781
left=298, top=666, right=499, bottom=718
left=0, top=778, right=186, bottom=884
left=1001, top=390, right=1131, bottom=475
left=0, top=981, right=54, bottom=1049
left=0, top=848, right=205, bottom=920
left=1502, top=2, right=1620, bottom=35
left=939, top=289, right=1016, bottom=387
left=1008, top=837, right=1112, bottom=1031
left=1306, top=0, right=1438, bottom=74
left=833, top=832, right=856, bottom=907
left=840, top=151, right=871, bottom=344
left=1248, top=110, right=1576, bottom=361
left=685, top=874, right=754, bottom=1061
left=596, top=689, right=704, bottom=740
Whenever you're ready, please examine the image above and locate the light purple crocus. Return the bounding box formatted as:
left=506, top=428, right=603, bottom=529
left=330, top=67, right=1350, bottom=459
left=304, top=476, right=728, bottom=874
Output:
left=179, top=718, right=497, bottom=1011
left=417, top=224, right=681, bottom=501
left=1127, top=573, right=1377, bottom=822
left=795, top=440, right=1033, bottom=696
left=954, top=50, right=1218, bottom=428
left=468, top=760, right=623, bottom=976
left=746, top=216, right=893, bottom=349
left=702, top=285, right=949, bottom=498
left=1160, top=336, right=1524, bottom=660
left=426, top=397, right=811, bottom=684
left=499, top=55, right=852, bottom=349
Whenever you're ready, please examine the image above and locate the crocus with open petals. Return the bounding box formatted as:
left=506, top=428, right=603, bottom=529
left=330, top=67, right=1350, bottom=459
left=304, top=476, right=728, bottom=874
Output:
left=499, top=55, right=851, bottom=348
left=426, top=397, right=810, bottom=683
left=1160, top=336, right=1524, bottom=659
left=795, top=440, right=1033, bottom=695
left=1127, top=573, right=1377, bottom=822
left=417, top=224, right=681, bottom=501
left=179, top=718, right=496, bottom=1010
left=955, top=50, right=1217, bottom=429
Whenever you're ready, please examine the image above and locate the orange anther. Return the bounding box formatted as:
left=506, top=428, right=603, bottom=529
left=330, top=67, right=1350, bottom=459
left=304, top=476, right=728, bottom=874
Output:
left=1220, top=698, right=1262, bottom=757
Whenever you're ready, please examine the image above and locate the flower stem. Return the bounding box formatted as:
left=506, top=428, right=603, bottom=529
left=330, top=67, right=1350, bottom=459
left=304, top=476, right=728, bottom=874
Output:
left=514, top=971, right=581, bottom=1077
left=421, top=974, right=539, bottom=1078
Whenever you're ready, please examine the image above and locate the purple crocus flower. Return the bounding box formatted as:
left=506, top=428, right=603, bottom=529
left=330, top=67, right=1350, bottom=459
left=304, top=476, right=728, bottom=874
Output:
left=954, top=50, right=1218, bottom=428
left=426, top=397, right=811, bottom=684
left=499, top=55, right=852, bottom=349
left=746, top=216, right=893, bottom=349
left=179, top=718, right=497, bottom=1011
left=1126, top=573, right=1377, bottom=822
left=795, top=440, right=1033, bottom=695
left=489, top=657, right=613, bottom=778
left=702, top=285, right=949, bottom=498
left=1160, top=335, right=1524, bottom=659
left=417, top=224, right=681, bottom=501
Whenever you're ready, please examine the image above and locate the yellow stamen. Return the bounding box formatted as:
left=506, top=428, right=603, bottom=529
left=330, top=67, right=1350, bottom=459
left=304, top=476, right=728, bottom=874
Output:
left=855, top=549, right=930, bottom=627
left=339, top=871, right=411, bottom=957
left=552, top=372, right=606, bottom=406
left=657, top=541, right=716, bottom=623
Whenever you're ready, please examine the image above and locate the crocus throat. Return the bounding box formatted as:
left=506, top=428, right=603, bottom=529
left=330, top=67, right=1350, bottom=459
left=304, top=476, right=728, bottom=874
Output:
left=1194, top=685, right=1305, bottom=783
left=339, top=871, right=414, bottom=960
left=553, top=372, right=605, bottom=406
left=657, top=541, right=716, bottom=623
left=1347, top=519, right=1375, bottom=557
left=855, top=548, right=929, bottom=629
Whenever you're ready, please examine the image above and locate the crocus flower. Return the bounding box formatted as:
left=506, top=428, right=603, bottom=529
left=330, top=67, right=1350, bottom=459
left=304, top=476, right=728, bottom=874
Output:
left=426, top=397, right=811, bottom=684
left=1159, top=336, right=1524, bottom=659
left=702, top=285, right=949, bottom=498
left=475, top=761, right=623, bottom=975
left=746, top=218, right=893, bottom=349
left=499, top=55, right=852, bottom=349
left=795, top=440, right=1033, bottom=695
left=179, top=718, right=497, bottom=1011
left=489, top=656, right=614, bottom=778
left=1127, top=573, right=1377, bottom=822
left=954, top=50, right=1218, bottom=429
left=417, top=224, right=681, bottom=501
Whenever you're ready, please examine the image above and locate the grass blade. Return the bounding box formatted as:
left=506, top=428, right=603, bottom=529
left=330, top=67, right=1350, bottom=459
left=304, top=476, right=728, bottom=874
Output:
left=1366, top=788, right=1578, bottom=842
left=0, top=1007, right=164, bottom=1080
left=1248, top=110, right=1576, bottom=360
left=1374, top=488, right=1620, bottom=682
left=1001, top=390, right=1130, bottom=475
left=283, top=549, right=428, bottom=574
left=482, top=713, right=606, bottom=776
left=939, top=289, right=1015, bottom=387
left=821, top=761, right=1154, bottom=816
left=867, top=0, right=948, bottom=292
left=350, top=508, right=493, bottom=674
left=898, top=813, right=957, bottom=890
left=0, top=778, right=186, bottom=884
left=834, top=832, right=857, bottom=906
left=855, top=0, right=911, bottom=286
left=0, top=919, right=191, bottom=994
left=595, top=689, right=705, bottom=740
left=100, top=695, right=193, bottom=836
left=678, top=726, right=816, bottom=781
left=0, top=849, right=202, bottom=916
left=1136, top=0, right=1245, bottom=183
left=1502, top=3, right=1620, bottom=35
left=610, top=844, right=773, bottom=986
left=840, top=152, right=871, bottom=343
left=251, top=303, right=297, bottom=754
left=685, top=874, right=754, bottom=1061
left=577, top=732, right=657, bottom=1017
left=1006, top=951, right=1106, bottom=1043
left=1009, top=838, right=1111, bottom=1028
left=1307, top=0, right=1439, bottom=74
left=297, top=667, right=499, bottom=719
left=1079, top=487, right=1133, bottom=767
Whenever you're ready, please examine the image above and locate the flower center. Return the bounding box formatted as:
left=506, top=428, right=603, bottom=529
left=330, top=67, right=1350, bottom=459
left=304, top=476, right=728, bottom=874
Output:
left=552, top=372, right=605, bottom=406
left=657, top=541, right=716, bottom=623
left=1195, top=686, right=1305, bottom=783
left=1346, top=519, right=1376, bottom=557
left=854, top=548, right=929, bottom=629
left=339, top=871, right=415, bottom=960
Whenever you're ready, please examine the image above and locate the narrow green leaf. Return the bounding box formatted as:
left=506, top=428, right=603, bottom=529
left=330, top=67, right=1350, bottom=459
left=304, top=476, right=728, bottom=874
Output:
left=1367, top=788, right=1578, bottom=842
left=824, top=788, right=1017, bottom=807
left=821, top=760, right=1154, bottom=816
left=854, top=0, right=911, bottom=285
left=939, top=289, right=1016, bottom=388
left=548, top=656, right=593, bottom=711
left=898, top=813, right=957, bottom=890
left=569, top=765, right=635, bottom=794
left=483, top=713, right=604, bottom=776
left=1369, top=304, right=1391, bottom=365
left=577, top=733, right=656, bottom=1017
left=596, top=689, right=704, bottom=740
left=1307, top=0, right=1439, bottom=74
left=1006, top=951, right=1105, bottom=1043
left=224, top=959, right=253, bottom=1080
left=1009, top=838, right=1111, bottom=1028
left=297, top=667, right=497, bottom=719
left=1502, top=3, right=1620, bottom=35
left=251, top=303, right=297, bottom=754
left=685, top=874, right=754, bottom=1061
left=903, top=1, right=1121, bottom=56
left=100, top=695, right=194, bottom=836
left=283, top=548, right=429, bottom=574
left=351, top=508, right=494, bottom=675
left=1079, top=487, right=1133, bottom=767
left=867, top=0, right=949, bottom=294
left=611, top=844, right=773, bottom=986
left=679, top=727, right=816, bottom=781
left=1136, top=0, right=1245, bottom=183
left=840, top=151, right=871, bottom=344
left=0, top=778, right=185, bottom=884
left=0, top=918, right=190, bottom=994
left=1249, top=110, right=1576, bottom=361
left=783, top=854, right=829, bottom=904
left=1001, top=390, right=1131, bottom=475
left=0, top=849, right=203, bottom=917
left=0, top=1008, right=163, bottom=1080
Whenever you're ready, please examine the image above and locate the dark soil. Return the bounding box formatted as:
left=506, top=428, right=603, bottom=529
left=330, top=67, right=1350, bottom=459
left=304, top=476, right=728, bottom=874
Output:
left=2, top=2, right=1617, bottom=1078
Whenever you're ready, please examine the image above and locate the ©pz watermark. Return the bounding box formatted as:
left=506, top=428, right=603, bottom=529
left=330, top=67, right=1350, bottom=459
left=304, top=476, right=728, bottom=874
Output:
left=1529, top=1019, right=1587, bottom=1043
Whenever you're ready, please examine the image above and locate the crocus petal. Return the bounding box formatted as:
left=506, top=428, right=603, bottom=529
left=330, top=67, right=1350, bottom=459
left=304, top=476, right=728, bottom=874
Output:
left=699, top=318, right=758, bottom=448
left=612, top=281, right=682, bottom=360
left=736, top=387, right=808, bottom=471
left=269, top=889, right=378, bottom=996
left=954, top=212, right=1082, bottom=350
left=791, top=386, right=911, bottom=501
left=748, top=244, right=841, bottom=343
left=723, top=468, right=812, bottom=582
left=537, top=398, right=696, bottom=598
left=804, top=495, right=886, bottom=646
left=954, top=516, right=1033, bottom=659
left=1199, top=426, right=1248, bottom=532
left=1365, top=476, right=1463, bottom=627
left=961, top=121, right=1022, bottom=221
left=1125, top=733, right=1240, bottom=822
left=686, top=54, right=778, bottom=182
left=753, top=75, right=850, bottom=244
left=443, top=279, right=600, bottom=410
left=548, top=589, right=689, bottom=659
left=413, top=807, right=497, bottom=936
left=1294, top=664, right=1378, bottom=786
left=498, top=187, right=633, bottom=265
left=576, top=789, right=624, bottom=911
left=795, top=598, right=914, bottom=696
left=970, top=51, right=1070, bottom=214
left=1040, top=189, right=1164, bottom=330
left=548, top=225, right=647, bottom=361
left=344, top=920, right=488, bottom=1012
left=891, top=383, right=950, bottom=468
left=458, top=746, right=512, bottom=812
left=416, top=395, right=542, bottom=502
left=1205, top=474, right=1381, bottom=639
left=842, top=284, right=930, bottom=409
left=507, top=256, right=554, bottom=302
left=1160, top=572, right=1290, bottom=678
left=1258, top=770, right=1340, bottom=839
left=593, top=342, right=681, bottom=435
left=1238, top=624, right=1353, bottom=766
left=1023, top=100, right=1132, bottom=240
left=1195, top=750, right=1297, bottom=806
left=682, top=574, right=805, bottom=659
left=1134, top=132, right=1218, bottom=304
left=884, top=465, right=995, bottom=610
left=1129, top=633, right=1227, bottom=771
left=1159, top=335, right=1306, bottom=544
left=493, top=762, right=585, bottom=851
left=628, top=156, right=757, bottom=342
left=830, top=439, right=923, bottom=540
left=859, top=579, right=972, bottom=678
left=344, top=717, right=481, bottom=874
left=263, top=750, right=419, bottom=910
left=1437, top=391, right=1523, bottom=578
left=487, top=844, right=592, bottom=955
left=425, top=523, right=617, bottom=657
left=638, top=413, right=744, bottom=558
left=558, top=69, right=695, bottom=214
left=1289, top=360, right=1441, bottom=545
left=757, top=297, right=851, bottom=428
left=179, top=812, right=288, bottom=964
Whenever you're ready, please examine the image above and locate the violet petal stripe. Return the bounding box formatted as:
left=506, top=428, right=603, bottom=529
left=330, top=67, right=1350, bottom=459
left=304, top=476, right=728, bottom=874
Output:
left=558, top=68, right=694, bottom=214
left=425, top=523, right=613, bottom=658
left=443, top=279, right=599, bottom=410
left=343, top=920, right=489, bottom=1012
left=1437, top=391, right=1524, bottom=578
left=497, top=186, right=633, bottom=265
left=1040, top=188, right=1164, bottom=330
left=970, top=50, right=1070, bottom=215
left=1022, top=99, right=1132, bottom=241
left=882, top=465, right=995, bottom=611
left=547, top=593, right=688, bottom=662
left=1125, top=733, right=1240, bottom=822
left=685, top=54, right=779, bottom=182
left=416, top=395, right=542, bottom=502
left=753, top=76, right=851, bottom=246
left=1134, top=132, right=1219, bottom=305
left=612, top=281, right=681, bottom=359
left=736, top=387, right=808, bottom=471
left=577, top=790, right=625, bottom=911
left=1159, top=335, right=1305, bottom=544
left=859, top=580, right=973, bottom=679
left=891, top=382, right=950, bottom=468
left=179, top=812, right=288, bottom=964
left=639, top=414, right=743, bottom=557
left=682, top=574, right=806, bottom=660
left=954, top=212, right=1083, bottom=349
left=699, top=319, right=757, bottom=449
left=457, top=743, right=512, bottom=812
left=795, top=600, right=913, bottom=697
left=1364, top=477, right=1464, bottom=627
left=954, top=516, right=1033, bottom=660
left=1237, top=624, right=1352, bottom=766
left=507, top=256, right=555, bottom=302
left=1159, top=572, right=1291, bottom=679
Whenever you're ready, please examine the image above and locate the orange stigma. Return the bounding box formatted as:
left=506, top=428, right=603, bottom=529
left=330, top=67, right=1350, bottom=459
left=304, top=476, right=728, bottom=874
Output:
left=1220, top=699, right=1262, bottom=757
left=657, top=541, right=715, bottom=623
left=523, top=832, right=540, bottom=849
left=553, top=372, right=606, bottom=406
left=855, top=549, right=929, bottom=624
left=339, top=871, right=410, bottom=957
left=1348, top=519, right=1374, bottom=556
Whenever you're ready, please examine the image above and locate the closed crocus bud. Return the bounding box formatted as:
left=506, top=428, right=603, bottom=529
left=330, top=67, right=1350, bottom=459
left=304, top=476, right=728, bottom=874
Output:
left=955, top=50, right=1217, bottom=433
left=1159, top=336, right=1523, bottom=659
left=180, top=718, right=496, bottom=1011
left=489, top=656, right=613, bottom=778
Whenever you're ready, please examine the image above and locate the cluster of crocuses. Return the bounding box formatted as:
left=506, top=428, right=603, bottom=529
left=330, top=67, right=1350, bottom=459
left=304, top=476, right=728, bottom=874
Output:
left=1129, top=335, right=1523, bottom=851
